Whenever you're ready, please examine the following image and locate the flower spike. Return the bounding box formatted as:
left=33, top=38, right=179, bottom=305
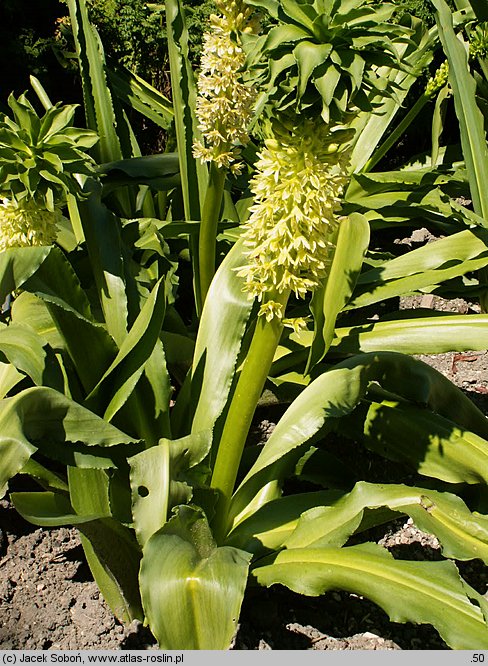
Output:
left=237, top=119, right=352, bottom=319
left=193, top=0, right=258, bottom=174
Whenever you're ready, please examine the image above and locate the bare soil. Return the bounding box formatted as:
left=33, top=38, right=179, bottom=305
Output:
left=1, top=251, right=488, bottom=650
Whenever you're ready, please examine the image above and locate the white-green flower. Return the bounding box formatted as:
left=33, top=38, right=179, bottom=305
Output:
left=193, top=0, right=257, bottom=174
left=237, top=120, right=351, bottom=320
left=0, top=199, right=60, bottom=250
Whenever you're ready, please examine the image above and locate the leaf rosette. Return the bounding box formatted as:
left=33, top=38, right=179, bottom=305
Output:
left=245, top=0, right=413, bottom=121
left=0, top=93, right=98, bottom=211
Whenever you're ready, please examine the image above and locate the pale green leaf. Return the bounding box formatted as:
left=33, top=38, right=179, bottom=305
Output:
left=86, top=279, right=167, bottom=422
left=190, top=239, right=254, bottom=439
left=432, top=0, right=488, bottom=222
left=11, top=491, right=102, bottom=526
left=230, top=353, right=488, bottom=527
left=140, top=506, right=251, bottom=649
left=286, top=481, right=488, bottom=564
left=226, top=490, right=343, bottom=555
left=0, top=324, right=47, bottom=385
left=108, top=66, right=173, bottom=130
left=331, top=313, right=488, bottom=355
left=0, top=362, right=25, bottom=399
left=253, top=543, right=488, bottom=649
left=363, top=400, right=488, bottom=485
left=129, top=430, right=212, bottom=546
left=78, top=519, right=143, bottom=623
left=308, top=212, right=369, bottom=370
left=293, top=41, right=333, bottom=98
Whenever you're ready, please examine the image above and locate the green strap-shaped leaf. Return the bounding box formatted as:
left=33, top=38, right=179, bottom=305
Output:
left=230, top=352, right=488, bottom=528
left=0, top=440, right=36, bottom=500
left=0, top=362, right=24, bottom=399
left=68, top=466, right=112, bottom=517
left=98, top=153, right=180, bottom=192
left=129, top=430, right=211, bottom=547
left=358, top=224, right=488, bottom=278
left=0, top=324, right=46, bottom=386
left=65, top=467, right=144, bottom=624
left=76, top=183, right=129, bottom=346
left=330, top=313, right=488, bottom=355
left=22, top=245, right=93, bottom=319
left=140, top=505, right=251, bottom=649
left=362, top=399, right=488, bottom=485
left=65, top=0, right=124, bottom=165
left=79, top=518, right=144, bottom=623
left=188, top=239, right=254, bottom=440
left=165, top=0, right=208, bottom=311
left=85, top=278, right=167, bottom=422
left=253, top=542, right=488, bottom=649
left=165, top=0, right=207, bottom=220
left=350, top=17, right=436, bottom=171
left=432, top=0, right=488, bottom=223
left=226, top=490, right=343, bottom=555
left=11, top=491, right=102, bottom=526
left=141, top=339, right=173, bottom=439
left=19, top=458, right=69, bottom=492
left=0, top=246, right=51, bottom=304
left=40, top=300, right=117, bottom=396
left=130, top=443, right=171, bottom=547
left=357, top=228, right=488, bottom=284
left=108, top=66, right=174, bottom=130
left=11, top=292, right=65, bottom=351
left=307, top=212, right=369, bottom=371
left=345, top=168, right=457, bottom=209
left=349, top=233, right=488, bottom=310
left=286, top=481, right=488, bottom=564
left=0, top=385, right=140, bottom=496
left=431, top=84, right=450, bottom=166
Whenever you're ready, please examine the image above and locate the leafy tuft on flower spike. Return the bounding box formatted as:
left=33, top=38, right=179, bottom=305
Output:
left=0, top=92, right=98, bottom=249
left=192, top=0, right=258, bottom=174
left=237, top=119, right=352, bottom=320
left=0, top=93, right=98, bottom=211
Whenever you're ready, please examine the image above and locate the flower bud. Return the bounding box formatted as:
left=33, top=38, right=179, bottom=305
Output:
left=0, top=199, right=60, bottom=250
left=425, top=61, right=449, bottom=99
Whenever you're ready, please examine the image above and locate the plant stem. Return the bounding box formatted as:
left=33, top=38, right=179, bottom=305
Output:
left=363, top=93, right=429, bottom=172
left=210, top=292, right=289, bottom=543
left=199, top=162, right=226, bottom=306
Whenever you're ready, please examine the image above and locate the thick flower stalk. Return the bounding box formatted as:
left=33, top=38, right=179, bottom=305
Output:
left=0, top=199, right=61, bottom=251
left=210, top=119, right=352, bottom=542
left=237, top=120, right=351, bottom=324
left=193, top=0, right=257, bottom=174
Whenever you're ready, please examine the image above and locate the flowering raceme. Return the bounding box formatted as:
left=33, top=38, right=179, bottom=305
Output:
left=237, top=120, right=351, bottom=321
left=192, top=0, right=257, bottom=173
left=425, top=61, right=450, bottom=98
left=0, top=199, right=60, bottom=251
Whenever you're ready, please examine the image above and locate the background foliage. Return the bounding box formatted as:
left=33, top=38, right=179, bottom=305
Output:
left=0, top=0, right=215, bottom=107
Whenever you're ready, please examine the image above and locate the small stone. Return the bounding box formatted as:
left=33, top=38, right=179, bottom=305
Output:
left=420, top=294, right=435, bottom=309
